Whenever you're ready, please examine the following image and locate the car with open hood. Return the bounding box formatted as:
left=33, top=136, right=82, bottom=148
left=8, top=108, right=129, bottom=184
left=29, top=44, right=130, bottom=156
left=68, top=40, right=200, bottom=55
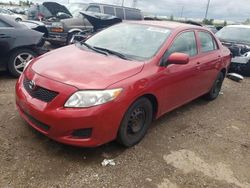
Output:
left=216, top=25, right=250, bottom=76
left=16, top=21, right=231, bottom=147
left=27, top=2, right=72, bottom=21
left=38, top=2, right=143, bottom=45
left=0, top=15, right=47, bottom=77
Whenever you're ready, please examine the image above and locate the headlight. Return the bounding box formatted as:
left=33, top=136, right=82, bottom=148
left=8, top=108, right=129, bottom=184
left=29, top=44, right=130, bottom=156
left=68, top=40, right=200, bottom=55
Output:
left=51, top=22, right=64, bottom=32
left=64, top=89, right=123, bottom=108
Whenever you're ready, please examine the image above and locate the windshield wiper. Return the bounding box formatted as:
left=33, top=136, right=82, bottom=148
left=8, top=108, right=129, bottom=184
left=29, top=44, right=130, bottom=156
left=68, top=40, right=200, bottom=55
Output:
left=93, top=46, right=131, bottom=60
left=81, top=42, right=108, bottom=56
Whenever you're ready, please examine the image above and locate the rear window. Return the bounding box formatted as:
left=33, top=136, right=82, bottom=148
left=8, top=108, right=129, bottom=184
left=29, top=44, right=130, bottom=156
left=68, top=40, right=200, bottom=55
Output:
left=115, top=8, right=124, bottom=19
left=125, top=9, right=142, bottom=20
left=103, top=6, right=115, bottom=16
left=198, top=32, right=217, bottom=52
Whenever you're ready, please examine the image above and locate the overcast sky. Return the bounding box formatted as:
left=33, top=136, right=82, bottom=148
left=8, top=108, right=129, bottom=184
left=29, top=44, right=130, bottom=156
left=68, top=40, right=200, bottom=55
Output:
left=3, top=0, right=250, bottom=21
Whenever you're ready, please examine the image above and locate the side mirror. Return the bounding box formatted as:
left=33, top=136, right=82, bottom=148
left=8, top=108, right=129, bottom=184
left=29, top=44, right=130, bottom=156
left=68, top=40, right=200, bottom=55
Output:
left=165, top=52, right=190, bottom=65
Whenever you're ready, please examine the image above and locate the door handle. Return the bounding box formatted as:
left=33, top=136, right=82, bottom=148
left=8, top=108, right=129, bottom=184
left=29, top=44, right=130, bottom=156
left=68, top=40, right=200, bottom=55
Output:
left=196, top=62, right=201, bottom=65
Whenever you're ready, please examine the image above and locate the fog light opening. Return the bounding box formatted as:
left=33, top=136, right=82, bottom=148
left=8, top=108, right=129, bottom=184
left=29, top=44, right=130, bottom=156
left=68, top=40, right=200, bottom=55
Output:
left=72, top=128, right=92, bottom=139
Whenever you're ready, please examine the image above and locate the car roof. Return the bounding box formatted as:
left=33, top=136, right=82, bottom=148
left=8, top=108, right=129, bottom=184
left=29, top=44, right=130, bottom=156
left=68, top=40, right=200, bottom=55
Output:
left=225, top=25, right=250, bottom=29
left=127, top=20, right=204, bottom=30
left=88, top=3, right=141, bottom=11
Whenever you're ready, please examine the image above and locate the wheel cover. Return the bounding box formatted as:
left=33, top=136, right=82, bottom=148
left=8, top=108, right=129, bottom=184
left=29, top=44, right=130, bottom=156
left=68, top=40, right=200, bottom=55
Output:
left=14, top=53, right=34, bottom=74
left=127, top=107, right=146, bottom=135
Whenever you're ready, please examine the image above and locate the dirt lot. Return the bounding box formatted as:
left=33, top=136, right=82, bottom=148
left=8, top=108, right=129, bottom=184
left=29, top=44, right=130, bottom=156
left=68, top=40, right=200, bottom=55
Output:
left=0, top=71, right=249, bottom=188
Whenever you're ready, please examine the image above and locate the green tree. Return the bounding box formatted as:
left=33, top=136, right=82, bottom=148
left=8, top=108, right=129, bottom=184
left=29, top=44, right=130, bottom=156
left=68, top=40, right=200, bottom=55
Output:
left=203, top=18, right=214, bottom=25
left=244, top=18, right=250, bottom=25
left=170, top=15, right=174, bottom=21
left=223, top=20, right=227, bottom=26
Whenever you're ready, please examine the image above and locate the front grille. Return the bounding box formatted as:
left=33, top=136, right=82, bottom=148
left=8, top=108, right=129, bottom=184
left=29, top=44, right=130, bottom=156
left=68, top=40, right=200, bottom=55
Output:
left=23, top=110, right=50, bottom=132
left=23, top=77, right=58, bottom=103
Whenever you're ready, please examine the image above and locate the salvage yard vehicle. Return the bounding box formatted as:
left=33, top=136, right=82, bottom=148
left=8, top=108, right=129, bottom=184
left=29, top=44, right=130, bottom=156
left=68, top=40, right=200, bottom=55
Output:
left=32, top=2, right=143, bottom=45
left=216, top=25, right=250, bottom=76
left=0, top=7, right=24, bottom=21
left=84, top=3, right=143, bottom=20
left=71, top=11, right=122, bottom=44
left=27, top=2, right=72, bottom=21
left=0, top=15, right=47, bottom=77
left=16, top=21, right=231, bottom=147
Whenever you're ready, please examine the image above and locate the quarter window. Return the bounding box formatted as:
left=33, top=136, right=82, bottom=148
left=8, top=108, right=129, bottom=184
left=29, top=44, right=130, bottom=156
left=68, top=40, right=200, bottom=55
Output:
left=164, top=31, right=197, bottom=59
left=86, top=6, right=101, bottom=13
left=198, top=32, right=217, bottom=52
left=103, top=6, right=115, bottom=16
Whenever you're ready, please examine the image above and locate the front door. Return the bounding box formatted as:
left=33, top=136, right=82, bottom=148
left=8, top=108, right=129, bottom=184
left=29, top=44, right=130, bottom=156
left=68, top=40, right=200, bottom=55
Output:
left=157, top=31, right=203, bottom=114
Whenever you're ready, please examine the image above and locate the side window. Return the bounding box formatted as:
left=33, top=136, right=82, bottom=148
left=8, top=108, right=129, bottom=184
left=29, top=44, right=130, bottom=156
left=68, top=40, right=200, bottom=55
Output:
left=0, top=20, right=11, bottom=27
left=86, top=5, right=101, bottom=13
left=103, top=6, right=115, bottom=16
left=125, top=9, right=142, bottom=20
left=198, top=32, right=217, bottom=52
left=115, top=8, right=124, bottom=19
left=164, top=32, right=197, bottom=59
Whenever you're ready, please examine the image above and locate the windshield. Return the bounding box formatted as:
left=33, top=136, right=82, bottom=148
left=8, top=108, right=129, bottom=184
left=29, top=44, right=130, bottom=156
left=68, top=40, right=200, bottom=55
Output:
left=67, top=3, right=88, bottom=17
left=216, top=27, right=250, bottom=44
left=85, top=23, right=171, bottom=61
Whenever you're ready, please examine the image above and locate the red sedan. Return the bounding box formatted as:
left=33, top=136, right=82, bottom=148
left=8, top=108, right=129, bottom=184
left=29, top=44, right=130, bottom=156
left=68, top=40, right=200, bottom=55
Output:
left=16, top=21, right=231, bottom=147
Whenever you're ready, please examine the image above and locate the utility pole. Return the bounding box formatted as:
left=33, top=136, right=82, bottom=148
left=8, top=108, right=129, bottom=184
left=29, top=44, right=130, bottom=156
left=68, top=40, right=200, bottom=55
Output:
left=204, top=0, right=211, bottom=20
left=180, top=6, right=184, bottom=18
left=133, top=0, right=138, bottom=8
left=121, top=0, right=125, bottom=7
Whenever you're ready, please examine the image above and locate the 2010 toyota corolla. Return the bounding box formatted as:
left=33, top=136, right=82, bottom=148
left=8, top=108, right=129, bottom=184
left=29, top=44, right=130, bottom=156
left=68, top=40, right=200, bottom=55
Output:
left=16, top=21, right=231, bottom=147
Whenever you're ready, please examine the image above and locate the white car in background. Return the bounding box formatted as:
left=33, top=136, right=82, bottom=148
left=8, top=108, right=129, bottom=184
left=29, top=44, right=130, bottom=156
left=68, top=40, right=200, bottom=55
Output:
left=0, top=8, right=25, bottom=21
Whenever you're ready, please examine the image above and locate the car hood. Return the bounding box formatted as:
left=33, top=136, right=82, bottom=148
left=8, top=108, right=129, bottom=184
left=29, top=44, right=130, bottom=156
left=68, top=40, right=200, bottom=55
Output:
left=43, top=2, right=72, bottom=17
left=32, top=45, right=144, bottom=89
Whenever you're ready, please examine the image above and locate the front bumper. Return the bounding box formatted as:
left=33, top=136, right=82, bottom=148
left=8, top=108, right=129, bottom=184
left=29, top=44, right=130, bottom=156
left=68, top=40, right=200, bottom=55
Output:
left=45, top=32, right=68, bottom=43
left=15, top=70, right=126, bottom=147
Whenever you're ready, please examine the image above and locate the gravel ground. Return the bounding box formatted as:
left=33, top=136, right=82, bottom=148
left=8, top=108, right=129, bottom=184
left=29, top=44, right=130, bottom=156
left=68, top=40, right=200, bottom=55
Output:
left=0, top=70, right=250, bottom=188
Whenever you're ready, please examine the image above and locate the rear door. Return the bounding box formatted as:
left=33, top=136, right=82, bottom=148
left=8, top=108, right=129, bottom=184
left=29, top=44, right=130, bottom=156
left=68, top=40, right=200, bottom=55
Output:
left=195, top=30, right=221, bottom=92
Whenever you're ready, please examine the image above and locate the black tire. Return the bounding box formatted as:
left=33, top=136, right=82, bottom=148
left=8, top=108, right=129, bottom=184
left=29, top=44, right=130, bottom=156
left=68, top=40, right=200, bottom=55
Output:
left=117, top=97, right=153, bottom=147
left=37, top=38, right=45, bottom=47
left=49, top=41, right=63, bottom=47
left=8, top=49, right=36, bottom=78
left=204, top=72, right=224, bottom=101
left=15, top=18, right=22, bottom=22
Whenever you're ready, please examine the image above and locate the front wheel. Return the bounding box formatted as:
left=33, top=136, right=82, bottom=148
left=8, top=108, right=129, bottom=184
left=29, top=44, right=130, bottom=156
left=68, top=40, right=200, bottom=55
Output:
left=117, top=97, right=153, bottom=147
left=204, top=72, right=224, bottom=100
left=8, top=49, right=36, bottom=77
left=66, top=32, right=79, bottom=45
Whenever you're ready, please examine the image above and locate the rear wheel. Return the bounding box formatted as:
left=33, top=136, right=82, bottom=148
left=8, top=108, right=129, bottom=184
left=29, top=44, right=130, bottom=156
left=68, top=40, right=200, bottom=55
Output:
left=117, top=98, right=153, bottom=147
left=8, top=49, right=36, bottom=77
left=204, top=72, right=224, bottom=100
